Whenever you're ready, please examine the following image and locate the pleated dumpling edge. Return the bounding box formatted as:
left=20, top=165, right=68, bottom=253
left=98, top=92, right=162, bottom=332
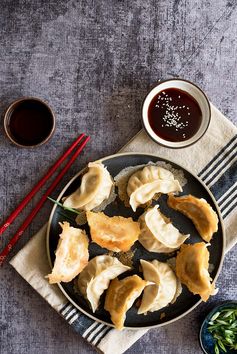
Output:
left=47, top=222, right=89, bottom=284
left=63, top=161, right=114, bottom=211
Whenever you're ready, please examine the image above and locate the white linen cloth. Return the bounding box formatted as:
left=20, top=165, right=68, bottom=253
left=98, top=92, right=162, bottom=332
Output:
left=10, top=103, right=237, bottom=354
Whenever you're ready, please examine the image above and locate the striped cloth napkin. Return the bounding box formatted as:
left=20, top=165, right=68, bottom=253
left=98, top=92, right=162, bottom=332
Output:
left=10, top=103, right=237, bottom=354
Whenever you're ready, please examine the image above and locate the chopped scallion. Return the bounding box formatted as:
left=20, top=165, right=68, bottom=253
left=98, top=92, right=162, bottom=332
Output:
left=47, top=196, right=81, bottom=215
left=208, top=306, right=237, bottom=353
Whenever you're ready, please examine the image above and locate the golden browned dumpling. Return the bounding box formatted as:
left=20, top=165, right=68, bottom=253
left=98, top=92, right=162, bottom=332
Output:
left=86, top=211, right=140, bottom=252
left=175, top=242, right=216, bottom=301
left=104, top=275, right=148, bottom=330
left=167, top=194, right=218, bottom=242
left=47, top=222, right=89, bottom=284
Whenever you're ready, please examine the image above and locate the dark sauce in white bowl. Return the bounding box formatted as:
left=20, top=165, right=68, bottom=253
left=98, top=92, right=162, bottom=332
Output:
left=148, top=88, right=202, bottom=142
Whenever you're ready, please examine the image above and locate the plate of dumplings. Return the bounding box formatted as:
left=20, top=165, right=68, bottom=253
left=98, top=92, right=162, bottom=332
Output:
left=46, top=153, right=225, bottom=330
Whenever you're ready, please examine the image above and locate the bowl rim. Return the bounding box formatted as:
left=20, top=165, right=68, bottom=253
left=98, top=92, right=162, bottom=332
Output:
left=141, top=77, right=211, bottom=149
left=3, top=96, right=56, bottom=148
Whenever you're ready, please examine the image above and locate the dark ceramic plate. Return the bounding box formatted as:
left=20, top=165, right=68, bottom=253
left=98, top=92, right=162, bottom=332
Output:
left=46, top=153, right=225, bottom=329
left=199, top=301, right=237, bottom=354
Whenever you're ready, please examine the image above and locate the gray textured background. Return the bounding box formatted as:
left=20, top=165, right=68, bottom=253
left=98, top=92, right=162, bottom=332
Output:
left=0, top=1, right=237, bottom=353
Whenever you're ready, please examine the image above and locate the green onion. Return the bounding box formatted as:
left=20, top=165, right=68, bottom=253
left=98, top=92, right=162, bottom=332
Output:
left=225, top=337, right=233, bottom=344
left=222, top=310, right=234, bottom=318
left=216, top=320, right=228, bottom=325
left=47, top=196, right=81, bottom=215
left=214, top=343, right=220, bottom=354
left=217, top=340, right=227, bottom=353
left=211, top=312, right=221, bottom=321
left=208, top=306, right=237, bottom=353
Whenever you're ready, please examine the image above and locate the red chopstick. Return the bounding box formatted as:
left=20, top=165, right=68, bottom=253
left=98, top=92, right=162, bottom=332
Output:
left=0, top=135, right=90, bottom=266
left=0, top=133, right=86, bottom=236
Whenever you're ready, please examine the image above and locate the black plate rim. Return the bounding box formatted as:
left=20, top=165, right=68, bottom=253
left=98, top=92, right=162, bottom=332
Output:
left=46, top=152, right=226, bottom=330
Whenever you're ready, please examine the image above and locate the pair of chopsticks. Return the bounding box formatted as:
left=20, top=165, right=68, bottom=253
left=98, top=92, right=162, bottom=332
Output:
left=0, top=133, right=90, bottom=266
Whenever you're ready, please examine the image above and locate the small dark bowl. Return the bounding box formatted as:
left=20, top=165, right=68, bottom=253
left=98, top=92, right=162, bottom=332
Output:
left=3, top=97, right=55, bottom=148
left=199, top=301, right=237, bottom=354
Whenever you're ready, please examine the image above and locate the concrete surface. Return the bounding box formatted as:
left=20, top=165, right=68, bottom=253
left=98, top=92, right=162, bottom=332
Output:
left=0, top=1, right=236, bottom=353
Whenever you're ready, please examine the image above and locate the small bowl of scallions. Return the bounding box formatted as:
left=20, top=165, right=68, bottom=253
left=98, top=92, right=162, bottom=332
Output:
left=199, top=302, right=237, bottom=354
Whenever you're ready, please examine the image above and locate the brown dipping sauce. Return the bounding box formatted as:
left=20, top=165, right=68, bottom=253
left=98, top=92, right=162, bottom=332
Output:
left=148, top=88, right=202, bottom=142
left=6, top=99, right=54, bottom=146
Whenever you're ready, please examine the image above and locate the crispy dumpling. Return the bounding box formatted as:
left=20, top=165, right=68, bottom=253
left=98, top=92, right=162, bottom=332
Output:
left=175, top=242, right=217, bottom=301
left=77, top=255, right=130, bottom=312
left=168, top=194, right=218, bottom=242
left=104, top=275, right=148, bottom=330
left=47, top=222, right=89, bottom=284
left=127, top=165, right=182, bottom=211
left=86, top=211, right=140, bottom=252
left=138, top=260, right=178, bottom=314
left=139, top=205, right=189, bottom=253
left=63, top=162, right=113, bottom=211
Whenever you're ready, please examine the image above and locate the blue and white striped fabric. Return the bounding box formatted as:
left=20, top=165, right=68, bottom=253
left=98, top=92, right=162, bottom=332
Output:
left=10, top=103, right=237, bottom=354
left=198, top=134, right=237, bottom=220
left=59, top=303, right=112, bottom=347
left=57, top=301, right=147, bottom=353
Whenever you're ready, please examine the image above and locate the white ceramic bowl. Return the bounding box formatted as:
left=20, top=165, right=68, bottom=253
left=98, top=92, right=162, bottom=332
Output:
left=142, top=78, right=211, bottom=148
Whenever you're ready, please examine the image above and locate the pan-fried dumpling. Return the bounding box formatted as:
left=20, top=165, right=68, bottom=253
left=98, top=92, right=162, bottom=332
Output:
left=63, top=162, right=113, bottom=211
left=127, top=165, right=182, bottom=211
left=86, top=211, right=140, bottom=252
left=104, top=275, right=148, bottom=330
left=139, top=205, right=189, bottom=253
left=138, top=260, right=178, bottom=314
left=47, top=222, right=89, bottom=284
left=77, top=255, right=130, bottom=312
left=168, top=194, right=218, bottom=242
left=175, top=242, right=217, bottom=301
